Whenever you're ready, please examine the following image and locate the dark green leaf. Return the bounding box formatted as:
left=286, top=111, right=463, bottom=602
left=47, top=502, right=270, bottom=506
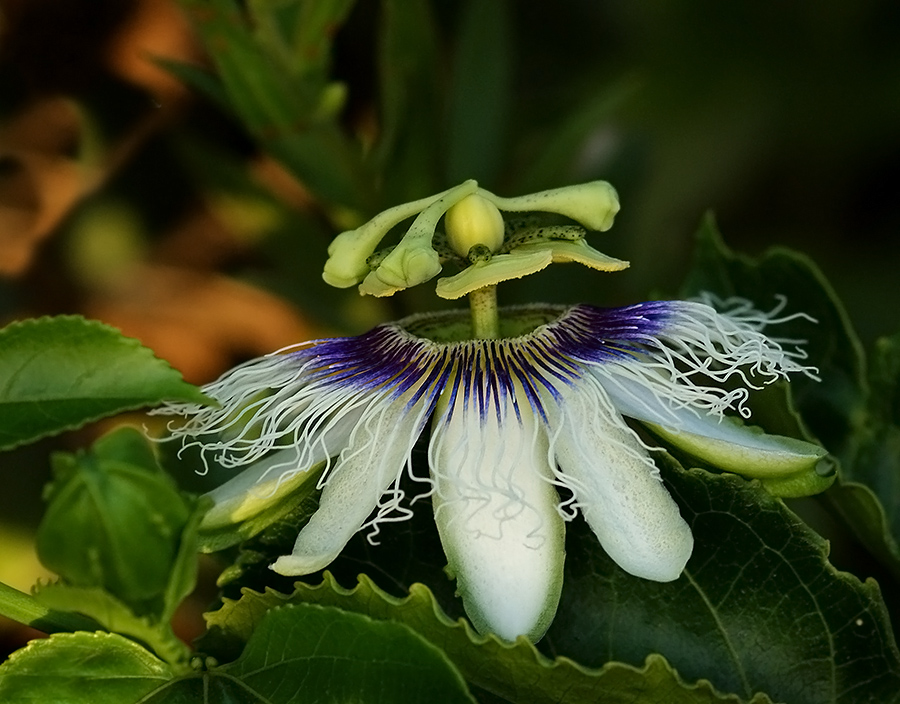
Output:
left=444, top=0, right=513, bottom=186
left=869, top=334, right=900, bottom=426
left=161, top=493, right=206, bottom=623
left=180, top=0, right=307, bottom=130
left=0, top=631, right=174, bottom=703
left=204, top=575, right=770, bottom=704
left=681, top=218, right=900, bottom=577
left=0, top=316, right=208, bottom=451
left=827, top=480, right=900, bottom=582
left=831, top=332, right=900, bottom=579
left=681, top=214, right=866, bottom=455
left=545, top=463, right=900, bottom=704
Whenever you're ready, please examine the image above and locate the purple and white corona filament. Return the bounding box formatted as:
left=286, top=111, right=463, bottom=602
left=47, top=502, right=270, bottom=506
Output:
left=158, top=296, right=825, bottom=641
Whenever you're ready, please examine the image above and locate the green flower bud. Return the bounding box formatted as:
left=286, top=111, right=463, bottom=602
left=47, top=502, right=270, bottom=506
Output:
left=35, top=428, right=191, bottom=608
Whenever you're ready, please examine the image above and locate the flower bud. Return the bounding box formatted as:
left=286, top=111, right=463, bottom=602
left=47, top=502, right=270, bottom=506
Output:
left=35, top=428, right=191, bottom=608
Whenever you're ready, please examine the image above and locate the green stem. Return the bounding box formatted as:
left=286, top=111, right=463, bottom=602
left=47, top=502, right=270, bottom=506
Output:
left=0, top=580, right=99, bottom=634
left=468, top=285, right=499, bottom=339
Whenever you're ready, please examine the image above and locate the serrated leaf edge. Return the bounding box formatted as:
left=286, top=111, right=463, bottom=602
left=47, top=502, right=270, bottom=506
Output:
left=212, top=571, right=772, bottom=703
left=0, top=315, right=211, bottom=451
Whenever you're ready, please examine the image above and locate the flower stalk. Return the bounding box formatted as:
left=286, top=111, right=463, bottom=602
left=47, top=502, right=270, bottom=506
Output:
left=0, top=580, right=98, bottom=634
left=468, top=285, right=499, bottom=339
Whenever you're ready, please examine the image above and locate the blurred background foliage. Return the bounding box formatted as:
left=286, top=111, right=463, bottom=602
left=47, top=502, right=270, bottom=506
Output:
left=1, top=0, right=898, bottom=657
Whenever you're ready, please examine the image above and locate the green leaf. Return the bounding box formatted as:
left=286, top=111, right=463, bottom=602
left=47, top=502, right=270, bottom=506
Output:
left=0, top=316, right=207, bottom=451
left=161, top=493, right=206, bottom=624
left=203, top=575, right=770, bottom=703
left=545, top=462, right=900, bottom=704
left=444, top=0, right=513, bottom=186
left=0, top=631, right=174, bottom=703
left=284, top=0, right=356, bottom=78
left=681, top=214, right=867, bottom=455
left=33, top=583, right=190, bottom=666
left=831, top=332, right=900, bottom=579
left=681, top=217, right=900, bottom=576
left=827, top=480, right=900, bottom=581
left=209, top=603, right=475, bottom=703
left=178, top=0, right=370, bottom=210
left=35, top=427, right=194, bottom=613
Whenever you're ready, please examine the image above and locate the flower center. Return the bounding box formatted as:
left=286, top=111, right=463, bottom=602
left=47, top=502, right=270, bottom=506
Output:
left=399, top=305, right=566, bottom=343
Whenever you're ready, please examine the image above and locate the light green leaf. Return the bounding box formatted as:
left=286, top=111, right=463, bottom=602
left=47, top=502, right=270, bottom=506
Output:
left=0, top=631, right=174, bottom=704
left=33, top=583, right=190, bottom=666
left=0, top=316, right=207, bottom=451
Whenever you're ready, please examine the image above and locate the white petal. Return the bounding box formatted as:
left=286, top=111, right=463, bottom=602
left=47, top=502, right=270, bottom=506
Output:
left=270, top=395, right=427, bottom=576
left=596, top=370, right=827, bottom=477
left=430, top=387, right=565, bottom=642
left=548, top=380, right=692, bottom=582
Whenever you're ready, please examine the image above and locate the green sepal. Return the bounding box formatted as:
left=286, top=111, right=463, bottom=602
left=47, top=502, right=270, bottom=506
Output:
left=646, top=418, right=828, bottom=479
left=197, top=460, right=323, bottom=553
left=758, top=465, right=836, bottom=498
